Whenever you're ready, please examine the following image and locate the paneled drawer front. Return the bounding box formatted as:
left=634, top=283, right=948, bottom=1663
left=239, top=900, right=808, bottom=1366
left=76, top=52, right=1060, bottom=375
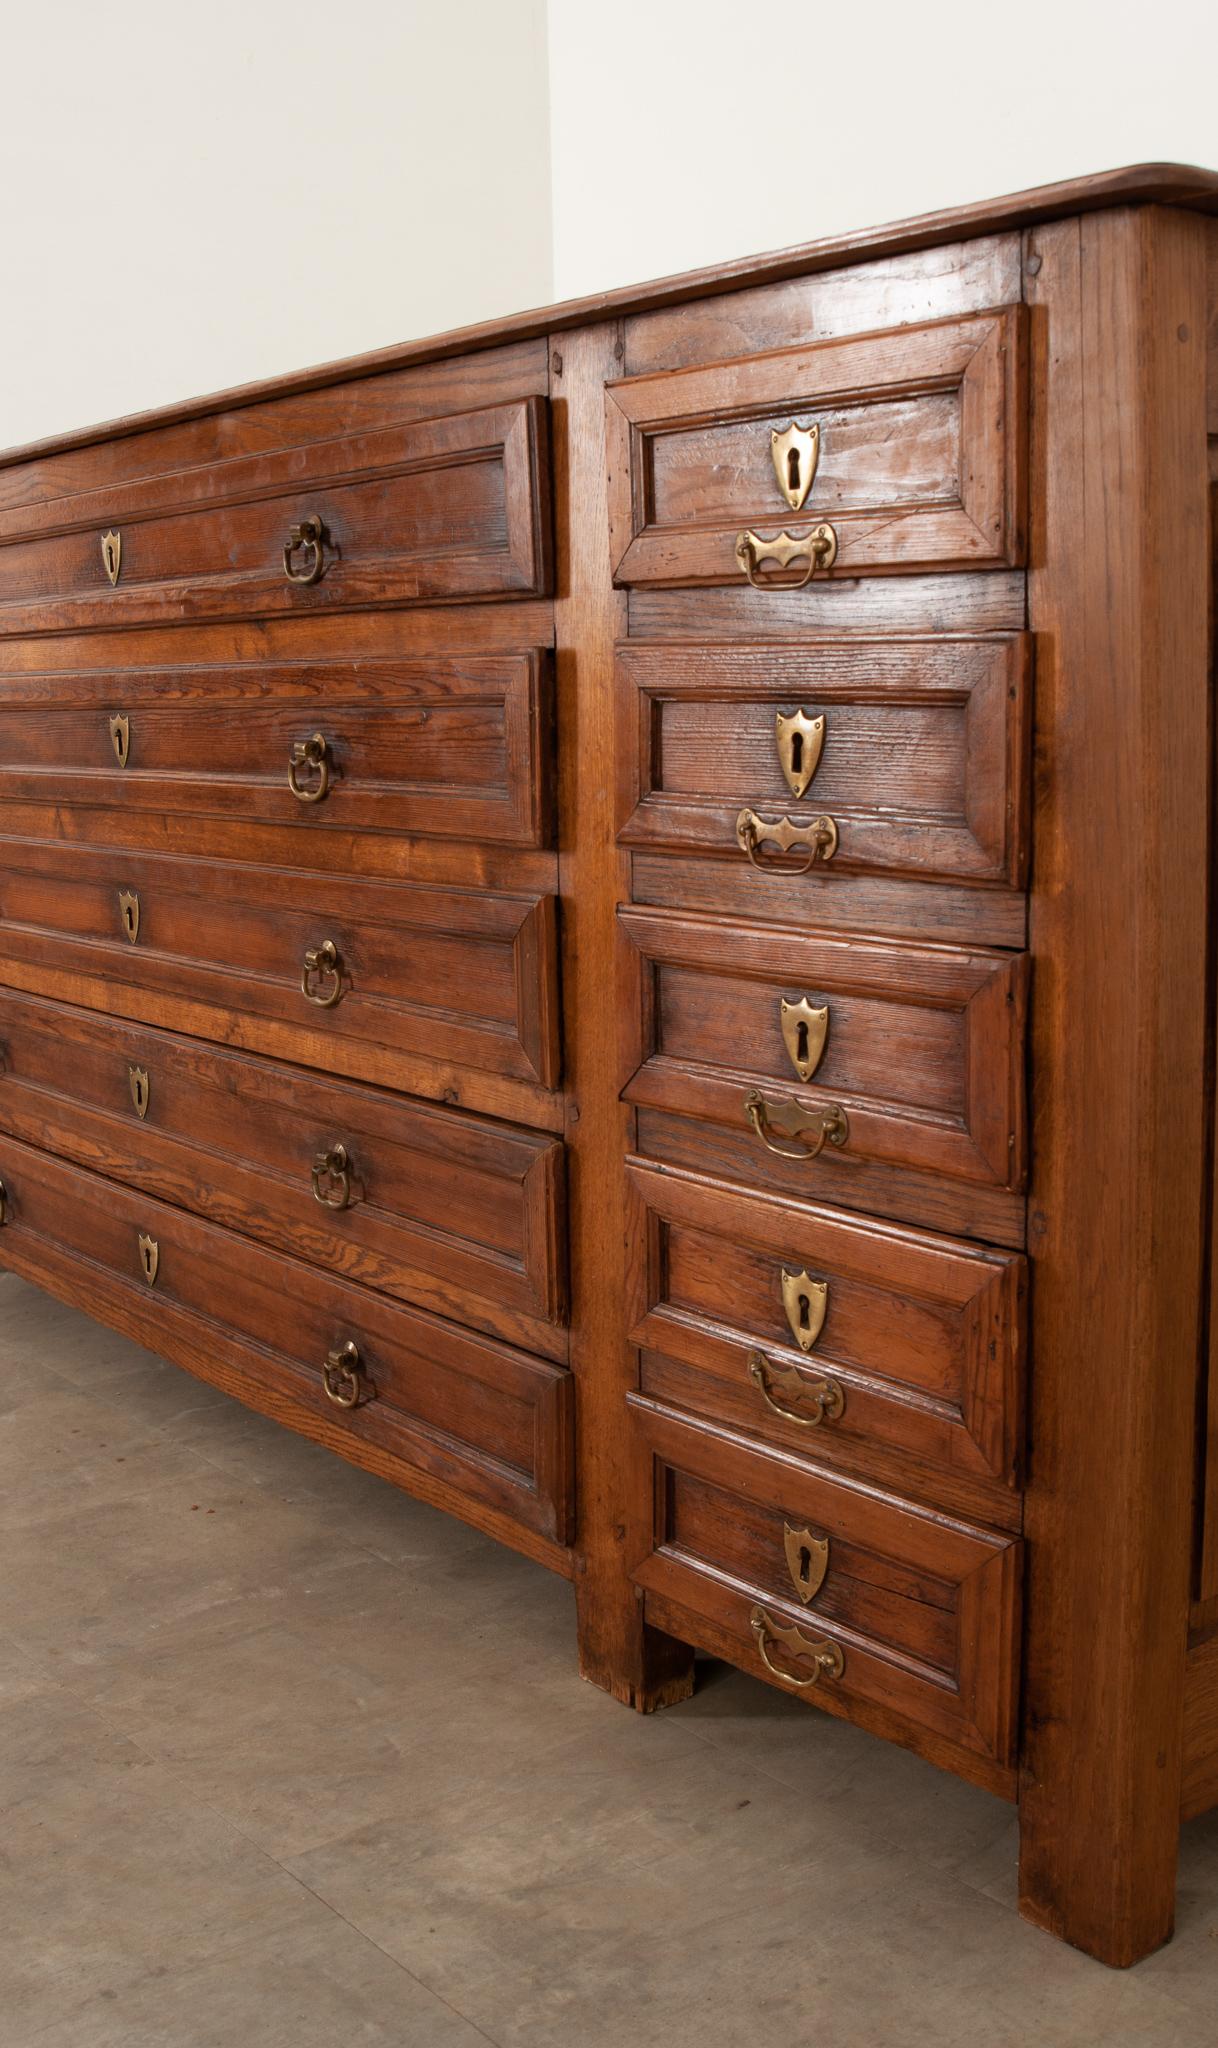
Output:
left=0, top=840, right=559, bottom=1089
left=632, top=1401, right=1020, bottom=1763
left=606, top=309, right=1025, bottom=587
left=617, top=636, right=1030, bottom=888
left=620, top=908, right=1027, bottom=1190
left=0, top=652, right=553, bottom=849
left=0, top=399, right=551, bottom=636
left=627, top=1163, right=1024, bottom=1487
left=0, top=1138, right=572, bottom=1545
left=0, top=991, right=566, bottom=1356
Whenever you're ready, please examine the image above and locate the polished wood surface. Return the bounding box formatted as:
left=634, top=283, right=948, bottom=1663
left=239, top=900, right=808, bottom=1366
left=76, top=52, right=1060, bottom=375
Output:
left=1, top=167, right=1216, bottom=1974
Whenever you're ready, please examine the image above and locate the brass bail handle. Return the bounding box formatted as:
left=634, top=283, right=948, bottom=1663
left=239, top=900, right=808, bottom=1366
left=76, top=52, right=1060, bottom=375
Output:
left=735, top=524, right=838, bottom=589
left=301, top=939, right=345, bottom=1008
left=744, top=1090, right=849, bottom=1162
left=322, top=1339, right=366, bottom=1409
left=748, top=1349, right=845, bottom=1428
left=736, top=808, right=838, bottom=875
left=750, top=1606, right=845, bottom=1689
left=288, top=732, right=332, bottom=804
left=311, top=1142, right=353, bottom=1210
left=283, top=514, right=328, bottom=586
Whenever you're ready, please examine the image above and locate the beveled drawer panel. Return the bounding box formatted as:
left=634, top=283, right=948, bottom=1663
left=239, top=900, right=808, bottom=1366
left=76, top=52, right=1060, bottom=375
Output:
left=617, top=636, right=1030, bottom=888
left=0, top=399, right=551, bottom=636
left=605, top=309, right=1025, bottom=588
left=620, top=907, right=1027, bottom=1190
left=0, top=839, right=559, bottom=1091
left=627, top=1162, right=1024, bottom=1489
left=0, top=990, right=567, bottom=1357
left=0, top=1137, right=573, bottom=1546
left=631, top=1400, right=1021, bottom=1764
left=0, top=651, right=553, bottom=849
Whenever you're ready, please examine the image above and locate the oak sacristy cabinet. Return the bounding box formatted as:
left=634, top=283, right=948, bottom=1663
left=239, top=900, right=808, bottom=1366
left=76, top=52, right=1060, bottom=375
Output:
left=1, top=165, right=1216, bottom=1967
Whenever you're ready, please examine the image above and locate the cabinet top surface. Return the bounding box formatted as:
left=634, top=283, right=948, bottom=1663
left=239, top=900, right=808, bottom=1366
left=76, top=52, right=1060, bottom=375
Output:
left=3, top=161, right=1216, bottom=472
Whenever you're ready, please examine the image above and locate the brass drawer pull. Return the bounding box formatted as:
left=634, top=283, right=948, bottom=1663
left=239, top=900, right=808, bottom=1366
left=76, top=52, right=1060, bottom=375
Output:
left=288, top=732, right=332, bottom=804
left=283, top=514, right=327, bottom=586
left=301, top=940, right=344, bottom=1008
left=322, top=1339, right=366, bottom=1409
left=750, top=1606, right=844, bottom=1689
left=745, top=1089, right=848, bottom=1161
left=735, top=524, right=837, bottom=589
left=311, top=1143, right=353, bottom=1210
left=749, top=1348, right=844, bottom=1428
left=736, top=808, right=838, bottom=873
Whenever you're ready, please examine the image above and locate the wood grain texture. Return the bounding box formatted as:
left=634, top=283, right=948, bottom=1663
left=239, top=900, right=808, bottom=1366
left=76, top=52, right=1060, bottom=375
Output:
left=0, top=988, right=567, bottom=1357
left=0, top=400, right=552, bottom=638
left=0, top=1136, right=574, bottom=1546
left=631, top=1397, right=1022, bottom=1764
left=627, top=1159, right=1025, bottom=1494
left=606, top=310, right=1026, bottom=586
left=1017, top=207, right=1211, bottom=1966
left=617, top=636, right=1030, bottom=888
left=0, top=651, right=555, bottom=850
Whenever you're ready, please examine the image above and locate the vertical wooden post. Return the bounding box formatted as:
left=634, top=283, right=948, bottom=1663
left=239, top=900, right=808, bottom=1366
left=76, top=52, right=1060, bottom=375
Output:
left=1019, top=206, right=1211, bottom=1965
left=551, top=323, right=695, bottom=1710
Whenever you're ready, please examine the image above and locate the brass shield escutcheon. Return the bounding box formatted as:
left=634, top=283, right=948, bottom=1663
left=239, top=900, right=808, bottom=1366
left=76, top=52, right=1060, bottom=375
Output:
left=118, top=890, right=140, bottom=944
left=109, top=713, right=130, bottom=767
left=781, top=1268, right=828, bottom=1353
left=138, top=1233, right=159, bottom=1287
left=783, top=1523, right=830, bottom=1604
left=780, top=996, right=829, bottom=1083
left=775, top=708, right=825, bottom=799
left=101, top=530, right=122, bottom=586
left=770, top=421, right=820, bottom=511
left=129, top=1066, right=150, bottom=1119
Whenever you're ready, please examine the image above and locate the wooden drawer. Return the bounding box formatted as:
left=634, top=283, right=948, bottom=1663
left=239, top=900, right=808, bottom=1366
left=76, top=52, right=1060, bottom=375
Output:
left=631, top=1400, right=1021, bottom=1765
left=0, top=1137, right=572, bottom=1547
left=605, top=309, right=1025, bottom=588
left=0, top=650, right=553, bottom=849
left=617, top=636, right=1030, bottom=889
left=0, top=839, right=559, bottom=1093
left=627, top=1162, right=1024, bottom=1491
left=0, top=989, right=566, bottom=1358
left=620, top=907, right=1027, bottom=1191
left=0, top=399, right=551, bottom=636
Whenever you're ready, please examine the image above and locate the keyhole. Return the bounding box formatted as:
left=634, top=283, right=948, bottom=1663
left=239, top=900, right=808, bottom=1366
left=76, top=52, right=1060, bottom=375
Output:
left=798, top=1544, right=813, bottom=1586
left=790, top=730, right=803, bottom=776
left=796, top=1020, right=809, bottom=1067
left=787, top=447, right=801, bottom=495
left=797, top=1290, right=811, bottom=1336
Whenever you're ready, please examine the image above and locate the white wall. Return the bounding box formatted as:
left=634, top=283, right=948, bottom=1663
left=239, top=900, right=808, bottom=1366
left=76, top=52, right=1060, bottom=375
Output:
left=0, top=0, right=553, bottom=451
left=3, top=2, right=1215, bottom=453
left=548, top=0, right=1218, bottom=301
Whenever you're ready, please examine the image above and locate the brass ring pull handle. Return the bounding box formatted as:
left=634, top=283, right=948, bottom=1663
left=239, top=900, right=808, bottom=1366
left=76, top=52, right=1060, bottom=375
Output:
left=750, top=1606, right=845, bottom=1689
left=748, top=1348, right=845, bottom=1428
left=736, top=808, right=838, bottom=873
left=0, top=1177, right=7, bottom=1226
left=735, top=524, right=838, bottom=589
left=322, top=1339, right=366, bottom=1409
left=288, top=733, right=332, bottom=804
left=311, top=1143, right=353, bottom=1210
left=301, top=940, right=344, bottom=1009
left=283, top=514, right=327, bottom=586
left=744, top=1090, right=849, bottom=1162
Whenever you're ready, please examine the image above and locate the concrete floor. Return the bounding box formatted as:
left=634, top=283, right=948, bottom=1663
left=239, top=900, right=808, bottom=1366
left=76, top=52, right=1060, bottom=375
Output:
left=3, top=1273, right=1218, bottom=2046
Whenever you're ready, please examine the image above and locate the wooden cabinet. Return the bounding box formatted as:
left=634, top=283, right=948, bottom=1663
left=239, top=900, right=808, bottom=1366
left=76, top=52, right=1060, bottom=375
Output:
left=1, top=164, right=1217, bottom=1972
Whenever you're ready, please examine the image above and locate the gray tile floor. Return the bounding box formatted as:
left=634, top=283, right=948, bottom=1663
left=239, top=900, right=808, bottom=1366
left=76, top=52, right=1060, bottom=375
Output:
left=3, top=1270, right=1217, bottom=2046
